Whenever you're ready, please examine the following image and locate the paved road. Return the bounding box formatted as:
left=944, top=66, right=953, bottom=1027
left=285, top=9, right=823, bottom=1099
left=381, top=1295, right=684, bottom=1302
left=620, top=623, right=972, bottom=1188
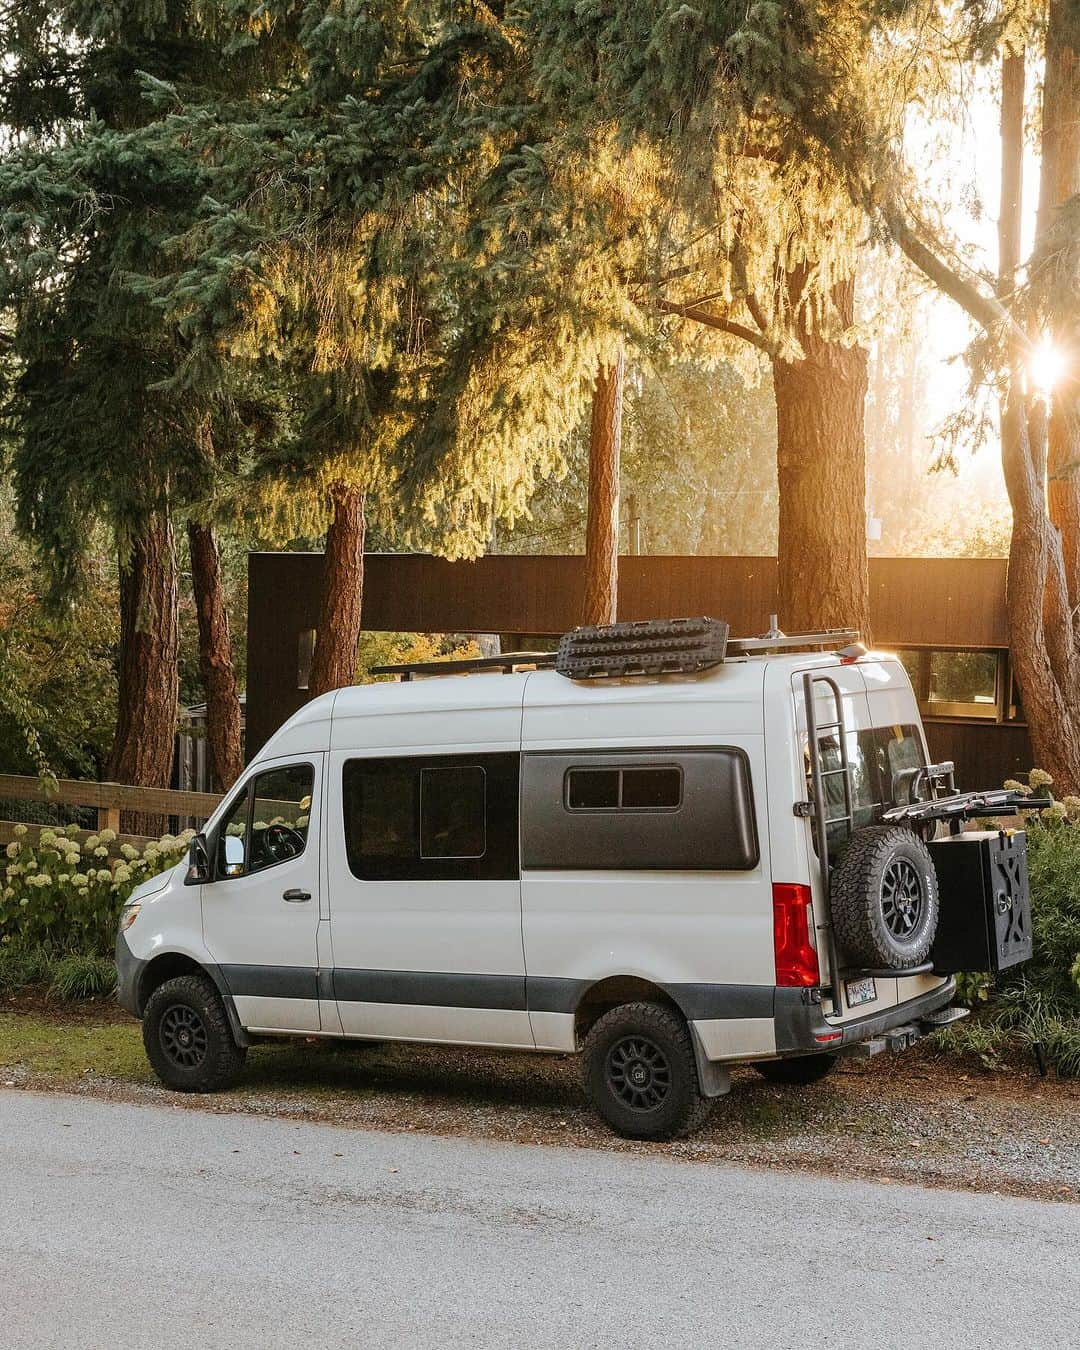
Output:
left=2, top=1091, right=1078, bottom=1350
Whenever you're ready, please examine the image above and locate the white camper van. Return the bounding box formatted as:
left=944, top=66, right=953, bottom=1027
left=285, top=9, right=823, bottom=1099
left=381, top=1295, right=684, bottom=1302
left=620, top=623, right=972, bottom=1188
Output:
left=116, top=619, right=1034, bottom=1139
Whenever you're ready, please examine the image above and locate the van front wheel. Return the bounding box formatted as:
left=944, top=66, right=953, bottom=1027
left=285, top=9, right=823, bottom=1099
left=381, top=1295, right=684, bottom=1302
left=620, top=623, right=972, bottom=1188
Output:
left=582, top=1002, right=713, bottom=1140
left=143, top=973, right=246, bottom=1093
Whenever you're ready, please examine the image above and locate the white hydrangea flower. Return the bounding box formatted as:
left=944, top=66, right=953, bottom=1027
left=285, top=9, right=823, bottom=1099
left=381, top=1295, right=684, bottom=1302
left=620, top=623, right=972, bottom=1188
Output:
left=25, top=860, right=37, bottom=872
left=1029, top=768, right=1054, bottom=789
left=5, top=843, right=18, bottom=859
left=78, top=887, right=89, bottom=897
left=12, top=823, right=27, bottom=838
left=64, top=824, right=80, bottom=838
left=39, top=830, right=57, bottom=847
left=120, top=843, right=138, bottom=860
left=98, top=828, right=117, bottom=844
left=71, top=873, right=89, bottom=887
left=94, top=846, right=108, bottom=858
left=19, top=897, right=28, bottom=908
left=58, top=874, right=70, bottom=884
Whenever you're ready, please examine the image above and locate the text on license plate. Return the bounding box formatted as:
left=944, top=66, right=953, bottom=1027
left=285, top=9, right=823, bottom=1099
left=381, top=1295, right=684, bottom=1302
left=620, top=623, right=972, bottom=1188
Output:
left=845, top=976, right=878, bottom=1008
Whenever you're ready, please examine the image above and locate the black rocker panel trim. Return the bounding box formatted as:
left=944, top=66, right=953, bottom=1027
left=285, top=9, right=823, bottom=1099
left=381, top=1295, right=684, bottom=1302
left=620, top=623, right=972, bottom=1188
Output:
left=219, top=965, right=774, bottom=1021
left=333, top=968, right=527, bottom=1011
left=220, top=964, right=319, bottom=1001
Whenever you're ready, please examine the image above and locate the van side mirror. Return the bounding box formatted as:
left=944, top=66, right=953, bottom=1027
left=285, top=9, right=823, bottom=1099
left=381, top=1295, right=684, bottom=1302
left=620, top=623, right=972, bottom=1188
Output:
left=185, top=832, right=212, bottom=885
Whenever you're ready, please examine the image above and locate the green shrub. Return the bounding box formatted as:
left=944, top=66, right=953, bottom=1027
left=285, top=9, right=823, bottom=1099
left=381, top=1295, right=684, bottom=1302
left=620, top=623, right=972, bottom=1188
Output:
left=0, top=943, right=52, bottom=995
left=48, top=953, right=117, bottom=1001
left=949, top=790, right=1080, bottom=1075
left=1, top=824, right=193, bottom=958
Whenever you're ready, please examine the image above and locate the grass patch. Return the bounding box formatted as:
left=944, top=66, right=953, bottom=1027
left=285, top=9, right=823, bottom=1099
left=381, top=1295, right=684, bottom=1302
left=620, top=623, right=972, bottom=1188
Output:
left=0, top=1013, right=150, bottom=1082
left=48, top=954, right=117, bottom=1001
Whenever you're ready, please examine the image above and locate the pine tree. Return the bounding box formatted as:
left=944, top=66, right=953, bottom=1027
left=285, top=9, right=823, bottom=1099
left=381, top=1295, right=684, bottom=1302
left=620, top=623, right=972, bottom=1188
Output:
left=0, top=3, right=299, bottom=789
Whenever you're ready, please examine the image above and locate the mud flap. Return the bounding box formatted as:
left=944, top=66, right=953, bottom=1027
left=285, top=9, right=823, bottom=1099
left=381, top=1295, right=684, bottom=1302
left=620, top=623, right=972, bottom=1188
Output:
left=690, top=1023, right=733, bottom=1098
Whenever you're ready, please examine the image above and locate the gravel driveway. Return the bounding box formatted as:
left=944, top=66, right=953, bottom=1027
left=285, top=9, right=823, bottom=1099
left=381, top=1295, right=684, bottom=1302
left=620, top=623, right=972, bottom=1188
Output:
left=4, top=1006, right=1077, bottom=1202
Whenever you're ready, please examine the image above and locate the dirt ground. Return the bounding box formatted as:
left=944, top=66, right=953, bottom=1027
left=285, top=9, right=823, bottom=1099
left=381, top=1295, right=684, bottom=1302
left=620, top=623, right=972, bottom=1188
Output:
left=2, top=991, right=1077, bottom=1203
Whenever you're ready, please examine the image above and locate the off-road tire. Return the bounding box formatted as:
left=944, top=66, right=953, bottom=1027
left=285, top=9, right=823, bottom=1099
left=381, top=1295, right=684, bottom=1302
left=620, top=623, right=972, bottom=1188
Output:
left=582, top=1002, right=713, bottom=1140
left=831, top=826, right=939, bottom=970
left=142, top=973, right=246, bottom=1093
left=753, top=1053, right=839, bottom=1086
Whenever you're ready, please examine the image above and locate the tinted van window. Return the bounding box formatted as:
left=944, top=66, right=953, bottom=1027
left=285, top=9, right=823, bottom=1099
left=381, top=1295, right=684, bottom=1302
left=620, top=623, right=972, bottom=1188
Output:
left=524, top=749, right=757, bottom=872
left=342, top=753, right=518, bottom=881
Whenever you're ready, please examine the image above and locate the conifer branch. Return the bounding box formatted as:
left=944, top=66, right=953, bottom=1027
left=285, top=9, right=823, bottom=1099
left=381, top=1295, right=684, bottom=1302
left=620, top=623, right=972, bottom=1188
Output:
left=745, top=293, right=769, bottom=334
left=886, top=214, right=1009, bottom=334
left=657, top=299, right=775, bottom=354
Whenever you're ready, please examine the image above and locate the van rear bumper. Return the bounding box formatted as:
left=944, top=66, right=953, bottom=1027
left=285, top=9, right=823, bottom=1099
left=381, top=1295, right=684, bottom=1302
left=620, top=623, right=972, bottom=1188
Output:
left=774, top=978, right=957, bottom=1056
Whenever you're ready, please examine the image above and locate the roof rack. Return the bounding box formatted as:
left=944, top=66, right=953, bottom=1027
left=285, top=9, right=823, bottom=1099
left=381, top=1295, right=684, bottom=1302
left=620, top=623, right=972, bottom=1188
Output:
left=369, top=617, right=861, bottom=682
left=371, top=651, right=556, bottom=681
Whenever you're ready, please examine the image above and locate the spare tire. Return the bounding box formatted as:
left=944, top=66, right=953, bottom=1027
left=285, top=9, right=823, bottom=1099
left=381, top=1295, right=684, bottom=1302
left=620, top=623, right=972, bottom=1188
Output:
left=830, top=826, right=939, bottom=970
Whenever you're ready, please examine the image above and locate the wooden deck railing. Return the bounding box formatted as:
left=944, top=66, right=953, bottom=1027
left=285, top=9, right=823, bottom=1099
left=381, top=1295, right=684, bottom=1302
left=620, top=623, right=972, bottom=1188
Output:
left=0, top=775, right=223, bottom=854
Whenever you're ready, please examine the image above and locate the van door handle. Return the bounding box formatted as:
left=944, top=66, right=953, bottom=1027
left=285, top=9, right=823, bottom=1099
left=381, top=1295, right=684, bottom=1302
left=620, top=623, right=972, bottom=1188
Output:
left=282, top=889, right=312, bottom=903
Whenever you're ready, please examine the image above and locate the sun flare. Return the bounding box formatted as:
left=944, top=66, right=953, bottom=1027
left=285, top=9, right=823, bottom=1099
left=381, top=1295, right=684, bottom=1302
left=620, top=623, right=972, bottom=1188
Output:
left=1028, top=335, right=1068, bottom=395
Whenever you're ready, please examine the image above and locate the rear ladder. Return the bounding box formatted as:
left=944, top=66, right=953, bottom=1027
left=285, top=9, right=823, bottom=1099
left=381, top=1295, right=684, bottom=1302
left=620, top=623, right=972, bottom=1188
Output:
left=802, top=671, right=854, bottom=1017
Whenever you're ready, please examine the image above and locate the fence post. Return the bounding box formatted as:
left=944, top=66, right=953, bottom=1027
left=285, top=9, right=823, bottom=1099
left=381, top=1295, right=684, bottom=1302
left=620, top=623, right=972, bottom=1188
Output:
left=101, top=805, right=122, bottom=835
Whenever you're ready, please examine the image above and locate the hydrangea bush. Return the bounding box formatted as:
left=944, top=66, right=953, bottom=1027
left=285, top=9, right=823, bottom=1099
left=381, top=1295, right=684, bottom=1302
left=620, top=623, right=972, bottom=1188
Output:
left=1, top=823, right=193, bottom=956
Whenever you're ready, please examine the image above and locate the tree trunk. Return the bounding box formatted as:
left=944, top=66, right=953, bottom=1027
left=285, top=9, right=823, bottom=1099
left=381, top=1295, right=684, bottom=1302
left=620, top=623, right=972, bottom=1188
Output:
left=1039, top=6, right=1080, bottom=606
left=771, top=271, right=870, bottom=637
left=186, top=519, right=242, bottom=790
left=309, top=481, right=366, bottom=698
left=581, top=349, right=624, bottom=626
left=998, top=36, right=1080, bottom=791
left=108, top=513, right=179, bottom=835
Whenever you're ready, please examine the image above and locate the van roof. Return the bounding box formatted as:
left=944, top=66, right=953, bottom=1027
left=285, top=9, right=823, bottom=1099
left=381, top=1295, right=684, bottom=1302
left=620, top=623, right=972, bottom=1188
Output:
left=254, top=649, right=902, bottom=760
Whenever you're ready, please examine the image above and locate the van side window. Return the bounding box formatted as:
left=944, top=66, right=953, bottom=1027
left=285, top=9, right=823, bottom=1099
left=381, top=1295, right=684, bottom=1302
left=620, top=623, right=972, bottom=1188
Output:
left=215, top=763, right=314, bottom=879
left=421, top=766, right=486, bottom=858
left=524, top=750, right=757, bottom=872
left=566, top=766, right=682, bottom=812
left=342, top=753, right=519, bottom=881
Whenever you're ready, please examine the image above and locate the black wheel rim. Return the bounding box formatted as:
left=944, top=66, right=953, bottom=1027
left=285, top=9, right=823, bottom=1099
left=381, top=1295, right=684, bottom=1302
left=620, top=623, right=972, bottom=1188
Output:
left=160, top=1004, right=209, bottom=1069
left=881, top=858, right=925, bottom=939
left=606, top=1035, right=671, bottom=1112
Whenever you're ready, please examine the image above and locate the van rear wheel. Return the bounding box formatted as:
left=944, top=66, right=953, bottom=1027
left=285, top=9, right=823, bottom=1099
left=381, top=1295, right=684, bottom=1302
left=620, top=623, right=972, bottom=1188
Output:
left=582, top=1002, right=713, bottom=1140
left=753, top=1053, right=839, bottom=1086
left=143, top=973, right=246, bottom=1093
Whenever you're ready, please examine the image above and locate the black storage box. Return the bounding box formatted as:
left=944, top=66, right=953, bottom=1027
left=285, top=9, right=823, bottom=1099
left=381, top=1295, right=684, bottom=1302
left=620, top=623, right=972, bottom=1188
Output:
left=929, top=830, right=1033, bottom=975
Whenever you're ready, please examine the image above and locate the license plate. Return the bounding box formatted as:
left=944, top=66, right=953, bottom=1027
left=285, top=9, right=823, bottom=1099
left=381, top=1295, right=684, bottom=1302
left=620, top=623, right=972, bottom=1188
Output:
left=845, top=976, right=878, bottom=1008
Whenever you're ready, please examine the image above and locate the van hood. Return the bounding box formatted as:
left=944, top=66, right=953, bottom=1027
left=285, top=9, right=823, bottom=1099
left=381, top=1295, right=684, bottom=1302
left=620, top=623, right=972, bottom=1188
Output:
left=128, top=863, right=180, bottom=903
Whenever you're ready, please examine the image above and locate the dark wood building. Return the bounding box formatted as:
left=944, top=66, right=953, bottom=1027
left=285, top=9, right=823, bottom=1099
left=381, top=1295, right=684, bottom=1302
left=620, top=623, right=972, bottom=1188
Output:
left=246, top=552, right=1031, bottom=788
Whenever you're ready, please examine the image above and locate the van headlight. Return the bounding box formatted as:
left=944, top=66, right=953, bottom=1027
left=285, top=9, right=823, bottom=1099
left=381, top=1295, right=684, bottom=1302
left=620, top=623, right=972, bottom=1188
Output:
left=119, top=902, right=142, bottom=933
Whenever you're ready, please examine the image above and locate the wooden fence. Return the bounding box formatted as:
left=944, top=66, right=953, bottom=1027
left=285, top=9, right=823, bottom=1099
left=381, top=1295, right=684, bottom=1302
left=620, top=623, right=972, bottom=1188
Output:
left=0, top=776, right=222, bottom=855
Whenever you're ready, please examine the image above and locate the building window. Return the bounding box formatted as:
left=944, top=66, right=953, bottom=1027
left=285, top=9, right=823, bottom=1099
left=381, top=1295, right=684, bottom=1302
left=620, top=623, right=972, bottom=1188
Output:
left=898, top=648, right=1002, bottom=720
left=342, top=754, right=519, bottom=881
left=297, top=629, right=316, bottom=691
left=565, top=766, right=682, bottom=812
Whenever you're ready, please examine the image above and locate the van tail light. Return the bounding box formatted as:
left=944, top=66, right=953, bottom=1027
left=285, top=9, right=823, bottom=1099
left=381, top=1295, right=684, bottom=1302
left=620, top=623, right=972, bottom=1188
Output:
left=773, top=883, right=820, bottom=987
